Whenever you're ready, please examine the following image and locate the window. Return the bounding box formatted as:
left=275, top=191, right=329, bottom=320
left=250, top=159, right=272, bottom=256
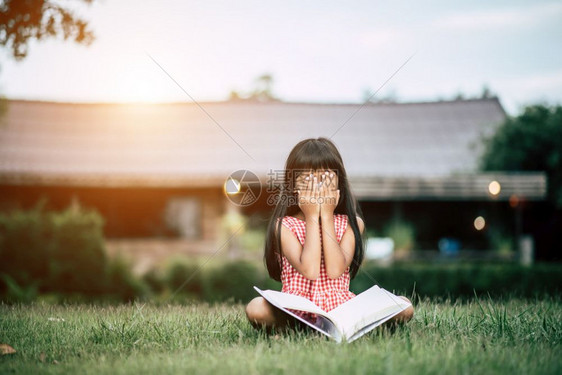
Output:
left=164, top=196, right=201, bottom=239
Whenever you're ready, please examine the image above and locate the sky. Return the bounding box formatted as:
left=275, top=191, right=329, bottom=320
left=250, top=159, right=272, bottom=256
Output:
left=1, top=0, right=561, bottom=115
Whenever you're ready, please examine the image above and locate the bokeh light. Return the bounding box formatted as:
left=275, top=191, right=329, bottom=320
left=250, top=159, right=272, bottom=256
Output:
left=474, top=216, right=486, bottom=230
left=509, top=194, right=520, bottom=208
left=488, top=180, right=501, bottom=196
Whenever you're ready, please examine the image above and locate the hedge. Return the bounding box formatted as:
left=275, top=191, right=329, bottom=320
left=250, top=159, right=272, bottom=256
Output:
left=142, top=258, right=562, bottom=305
left=349, top=261, right=562, bottom=301
left=1, top=201, right=560, bottom=304
left=0, top=199, right=147, bottom=302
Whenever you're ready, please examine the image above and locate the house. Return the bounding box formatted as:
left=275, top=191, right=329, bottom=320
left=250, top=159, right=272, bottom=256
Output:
left=0, top=98, right=548, bottom=259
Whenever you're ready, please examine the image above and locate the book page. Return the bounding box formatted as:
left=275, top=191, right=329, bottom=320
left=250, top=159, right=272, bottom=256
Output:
left=285, top=308, right=343, bottom=342
left=327, top=285, right=410, bottom=339
left=255, top=287, right=328, bottom=316
left=345, top=308, right=405, bottom=343
left=253, top=287, right=343, bottom=342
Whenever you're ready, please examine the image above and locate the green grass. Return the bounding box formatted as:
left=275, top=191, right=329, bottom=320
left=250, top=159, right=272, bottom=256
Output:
left=0, top=294, right=560, bottom=374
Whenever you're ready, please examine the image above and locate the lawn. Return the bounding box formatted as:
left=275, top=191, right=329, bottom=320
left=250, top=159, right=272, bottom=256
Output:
left=0, top=294, right=560, bottom=374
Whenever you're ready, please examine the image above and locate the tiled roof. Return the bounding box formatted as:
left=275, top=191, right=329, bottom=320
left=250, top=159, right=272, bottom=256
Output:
left=0, top=97, right=546, bottom=199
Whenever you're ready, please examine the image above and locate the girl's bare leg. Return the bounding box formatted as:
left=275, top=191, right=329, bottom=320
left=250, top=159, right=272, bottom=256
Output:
left=383, top=295, right=414, bottom=328
left=245, top=297, right=303, bottom=333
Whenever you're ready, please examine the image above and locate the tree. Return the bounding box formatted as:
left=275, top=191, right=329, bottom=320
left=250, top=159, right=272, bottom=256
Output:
left=480, top=84, right=493, bottom=99
left=250, top=73, right=277, bottom=102
left=227, top=73, right=280, bottom=102
left=0, top=0, right=96, bottom=62
left=453, top=91, right=465, bottom=100
left=362, top=87, right=398, bottom=103
left=228, top=90, right=242, bottom=101
left=478, top=104, right=562, bottom=208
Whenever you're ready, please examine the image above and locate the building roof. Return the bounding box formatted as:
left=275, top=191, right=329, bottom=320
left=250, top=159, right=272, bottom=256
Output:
left=0, top=98, right=547, bottom=200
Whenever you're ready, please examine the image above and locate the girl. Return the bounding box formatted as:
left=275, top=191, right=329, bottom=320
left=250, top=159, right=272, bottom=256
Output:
left=245, top=137, right=414, bottom=334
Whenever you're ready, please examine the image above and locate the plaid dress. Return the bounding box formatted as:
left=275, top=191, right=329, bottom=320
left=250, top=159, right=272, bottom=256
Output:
left=277, top=214, right=356, bottom=323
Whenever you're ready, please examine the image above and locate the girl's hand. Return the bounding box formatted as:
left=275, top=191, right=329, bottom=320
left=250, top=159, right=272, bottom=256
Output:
left=297, top=172, right=321, bottom=219
left=319, top=170, right=339, bottom=216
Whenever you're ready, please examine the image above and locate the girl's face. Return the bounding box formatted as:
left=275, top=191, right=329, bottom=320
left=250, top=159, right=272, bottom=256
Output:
left=294, top=169, right=338, bottom=193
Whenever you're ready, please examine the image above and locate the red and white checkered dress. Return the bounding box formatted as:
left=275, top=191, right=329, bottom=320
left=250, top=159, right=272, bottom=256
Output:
left=277, top=214, right=356, bottom=323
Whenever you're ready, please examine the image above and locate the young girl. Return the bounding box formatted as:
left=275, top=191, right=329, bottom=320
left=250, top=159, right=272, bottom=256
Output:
left=245, top=137, right=414, bottom=333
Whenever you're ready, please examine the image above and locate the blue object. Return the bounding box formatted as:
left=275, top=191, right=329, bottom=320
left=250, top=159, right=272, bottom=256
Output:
left=438, top=237, right=460, bottom=256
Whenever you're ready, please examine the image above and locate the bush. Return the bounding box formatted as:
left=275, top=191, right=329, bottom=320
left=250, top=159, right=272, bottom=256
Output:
left=142, top=267, right=167, bottom=295
left=47, top=201, right=107, bottom=294
left=3, top=200, right=560, bottom=304
left=203, top=259, right=264, bottom=304
left=0, top=274, right=38, bottom=303
left=0, top=198, right=148, bottom=302
left=487, top=225, right=514, bottom=254
left=143, top=258, right=267, bottom=304
left=383, top=219, right=416, bottom=251
left=104, top=254, right=151, bottom=302
left=142, top=259, right=562, bottom=304
left=0, top=200, right=51, bottom=287
left=161, top=256, right=205, bottom=300
left=239, top=228, right=266, bottom=255
left=349, top=261, right=562, bottom=300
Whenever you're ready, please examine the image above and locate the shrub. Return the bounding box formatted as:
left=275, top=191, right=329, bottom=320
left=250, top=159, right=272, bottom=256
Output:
left=47, top=201, right=107, bottom=294
left=0, top=199, right=50, bottom=287
left=349, top=261, right=562, bottom=300
left=104, top=254, right=151, bottom=302
left=239, top=228, right=266, bottom=255
left=487, top=225, right=514, bottom=254
left=161, top=256, right=205, bottom=300
left=203, top=259, right=263, bottom=304
left=142, top=267, right=167, bottom=295
left=383, top=219, right=416, bottom=251
left=0, top=274, right=38, bottom=303
left=0, top=198, right=148, bottom=302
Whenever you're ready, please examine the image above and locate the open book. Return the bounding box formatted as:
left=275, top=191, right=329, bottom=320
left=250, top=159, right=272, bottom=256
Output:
left=253, top=284, right=412, bottom=343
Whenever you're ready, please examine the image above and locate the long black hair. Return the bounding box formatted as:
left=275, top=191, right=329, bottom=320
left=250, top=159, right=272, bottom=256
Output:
left=264, top=137, right=365, bottom=282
